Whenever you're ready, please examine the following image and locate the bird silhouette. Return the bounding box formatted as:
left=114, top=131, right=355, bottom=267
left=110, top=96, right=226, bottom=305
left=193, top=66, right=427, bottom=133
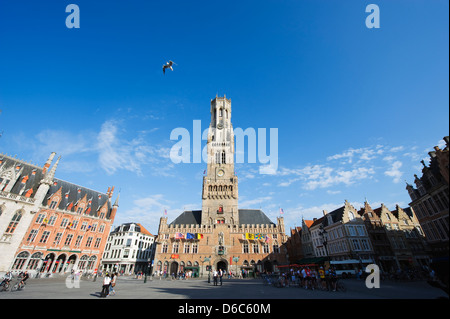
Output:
left=162, top=60, right=176, bottom=74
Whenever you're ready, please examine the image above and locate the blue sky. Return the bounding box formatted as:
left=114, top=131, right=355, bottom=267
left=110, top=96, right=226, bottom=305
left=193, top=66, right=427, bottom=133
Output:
left=0, top=0, right=448, bottom=235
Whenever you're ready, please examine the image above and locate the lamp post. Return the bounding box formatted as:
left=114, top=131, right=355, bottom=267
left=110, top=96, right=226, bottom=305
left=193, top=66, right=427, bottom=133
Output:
left=204, top=256, right=211, bottom=283
left=319, top=225, right=329, bottom=268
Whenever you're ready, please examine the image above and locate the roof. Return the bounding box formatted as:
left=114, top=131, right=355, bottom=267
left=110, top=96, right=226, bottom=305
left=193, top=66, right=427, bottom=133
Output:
left=169, top=209, right=276, bottom=226
left=112, top=222, right=153, bottom=236
left=170, top=210, right=202, bottom=226
left=0, top=153, right=115, bottom=219
left=303, top=220, right=314, bottom=228
left=322, top=206, right=345, bottom=227
left=44, top=178, right=112, bottom=218
left=238, top=209, right=275, bottom=225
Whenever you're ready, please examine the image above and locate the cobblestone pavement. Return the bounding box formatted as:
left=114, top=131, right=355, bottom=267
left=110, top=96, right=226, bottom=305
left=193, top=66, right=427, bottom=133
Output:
left=0, top=275, right=448, bottom=300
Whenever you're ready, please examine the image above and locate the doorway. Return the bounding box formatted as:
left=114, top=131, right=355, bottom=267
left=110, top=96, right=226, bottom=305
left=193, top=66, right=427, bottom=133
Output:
left=217, top=260, right=227, bottom=272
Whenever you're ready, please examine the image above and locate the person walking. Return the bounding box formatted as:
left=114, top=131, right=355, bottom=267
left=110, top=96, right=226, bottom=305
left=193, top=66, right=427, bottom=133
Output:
left=100, top=273, right=111, bottom=297
left=213, top=269, right=218, bottom=286
left=109, top=272, right=117, bottom=296
left=219, top=269, right=223, bottom=286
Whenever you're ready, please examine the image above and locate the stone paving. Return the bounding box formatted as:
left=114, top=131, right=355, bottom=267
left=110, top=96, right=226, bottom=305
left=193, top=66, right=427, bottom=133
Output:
left=0, top=275, right=448, bottom=300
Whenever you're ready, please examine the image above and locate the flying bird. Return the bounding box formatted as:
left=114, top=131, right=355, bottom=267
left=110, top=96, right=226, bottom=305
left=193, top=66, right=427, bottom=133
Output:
left=162, top=60, right=176, bottom=75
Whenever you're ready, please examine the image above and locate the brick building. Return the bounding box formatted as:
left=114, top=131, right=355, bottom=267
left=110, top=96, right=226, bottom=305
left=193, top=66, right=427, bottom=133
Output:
left=0, top=152, right=118, bottom=275
left=154, top=96, right=288, bottom=278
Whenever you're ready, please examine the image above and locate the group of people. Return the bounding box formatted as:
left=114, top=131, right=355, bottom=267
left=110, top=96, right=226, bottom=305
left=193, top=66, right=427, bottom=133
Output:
left=212, top=269, right=225, bottom=286
left=100, top=272, right=118, bottom=297
left=273, top=266, right=339, bottom=291
left=1, top=271, right=29, bottom=290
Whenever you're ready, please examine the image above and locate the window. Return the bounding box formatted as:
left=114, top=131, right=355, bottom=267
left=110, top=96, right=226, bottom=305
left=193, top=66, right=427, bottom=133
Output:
left=48, top=215, right=57, bottom=226
left=173, top=243, right=179, bottom=254
left=49, top=200, right=58, bottom=209
left=80, top=221, right=88, bottom=231
left=348, top=211, right=355, bottom=220
left=243, top=242, right=249, bottom=254
left=263, top=243, right=270, bottom=254
left=162, top=243, right=168, bottom=253
left=54, top=233, right=63, bottom=245
left=64, top=234, right=73, bottom=246
left=5, top=210, right=23, bottom=234
left=361, top=239, right=370, bottom=250
left=273, top=244, right=280, bottom=253
left=86, top=237, right=93, bottom=247
left=94, top=238, right=101, bottom=248
left=222, top=151, right=226, bottom=164
left=184, top=243, right=190, bottom=254
left=192, top=244, right=198, bottom=254
left=36, top=213, right=46, bottom=224
left=60, top=218, right=69, bottom=228
left=39, top=231, right=51, bottom=243
left=75, top=235, right=83, bottom=247
left=253, top=244, right=259, bottom=254
left=27, top=229, right=38, bottom=242
left=352, top=239, right=361, bottom=250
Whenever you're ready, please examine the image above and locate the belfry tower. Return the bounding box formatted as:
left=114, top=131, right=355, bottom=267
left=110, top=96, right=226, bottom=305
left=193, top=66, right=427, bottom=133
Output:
left=201, top=96, right=239, bottom=225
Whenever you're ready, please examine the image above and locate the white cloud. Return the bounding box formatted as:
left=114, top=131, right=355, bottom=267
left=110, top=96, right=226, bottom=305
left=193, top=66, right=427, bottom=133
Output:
left=384, top=160, right=403, bottom=183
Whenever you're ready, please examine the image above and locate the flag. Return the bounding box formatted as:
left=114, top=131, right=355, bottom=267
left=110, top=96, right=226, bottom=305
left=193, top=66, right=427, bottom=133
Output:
left=255, top=233, right=263, bottom=240
left=203, top=170, right=206, bottom=174
left=265, top=235, right=271, bottom=243
left=245, top=233, right=255, bottom=240
left=164, top=209, right=167, bottom=216
left=175, top=232, right=184, bottom=239
left=43, top=218, right=49, bottom=224
left=87, top=225, right=92, bottom=231
left=280, top=208, right=284, bottom=215
left=196, top=233, right=204, bottom=239
left=186, top=233, right=195, bottom=240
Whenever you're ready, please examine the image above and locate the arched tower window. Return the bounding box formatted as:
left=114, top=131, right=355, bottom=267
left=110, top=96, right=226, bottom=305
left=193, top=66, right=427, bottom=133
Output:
left=222, top=151, right=226, bottom=164
left=216, top=152, right=220, bottom=164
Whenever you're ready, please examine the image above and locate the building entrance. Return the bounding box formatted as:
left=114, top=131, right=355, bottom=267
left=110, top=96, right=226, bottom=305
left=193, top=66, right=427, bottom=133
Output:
left=217, top=260, right=227, bottom=272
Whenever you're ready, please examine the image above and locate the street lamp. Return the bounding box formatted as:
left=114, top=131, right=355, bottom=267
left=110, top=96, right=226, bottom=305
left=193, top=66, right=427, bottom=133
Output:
left=319, top=225, right=329, bottom=267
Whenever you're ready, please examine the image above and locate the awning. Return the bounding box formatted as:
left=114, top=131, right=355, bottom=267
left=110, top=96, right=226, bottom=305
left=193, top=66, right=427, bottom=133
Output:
left=295, top=257, right=327, bottom=266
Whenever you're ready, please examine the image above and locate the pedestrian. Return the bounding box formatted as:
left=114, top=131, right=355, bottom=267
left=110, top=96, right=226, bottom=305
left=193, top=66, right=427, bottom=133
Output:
left=330, top=267, right=337, bottom=291
left=213, top=269, right=218, bottom=286
left=109, top=272, right=117, bottom=296
left=219, top=269, right=223, bottom=286
left=101, top=273, right=111, bottom=297
left=319, top=266, right=326, bottom=290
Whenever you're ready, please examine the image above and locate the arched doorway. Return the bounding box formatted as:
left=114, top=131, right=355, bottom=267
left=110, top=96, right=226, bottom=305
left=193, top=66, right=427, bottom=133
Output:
left=264, top=261, right=273, bottom=273
left=217, top=260, right=227, bottom=272
left=170, top=262, right=179, bottom=275
left=42, top=253, right=55, bottom=273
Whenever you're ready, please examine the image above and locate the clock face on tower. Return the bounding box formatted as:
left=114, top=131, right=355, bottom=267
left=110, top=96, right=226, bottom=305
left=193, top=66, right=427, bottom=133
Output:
left=217, top=169, right=225, bottom=177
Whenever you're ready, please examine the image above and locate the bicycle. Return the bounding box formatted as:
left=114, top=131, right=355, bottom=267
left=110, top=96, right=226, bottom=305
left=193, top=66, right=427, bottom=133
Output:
left=0, top=280, right=11, bottom=292
left=11, top=278, right=26, bottom=292
left=335, top=278, right=346, bottom=292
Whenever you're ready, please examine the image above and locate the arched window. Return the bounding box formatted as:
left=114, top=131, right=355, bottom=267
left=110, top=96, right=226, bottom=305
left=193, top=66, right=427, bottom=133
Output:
left=222, top=151, right=226, bottom=164
left=216, top=152, right=220, bottom=164
left=5, top=210, right=23, bottom=234
left=27, top=252, right=43, bottom=270
left=219, top=108, right=223, bottom=117
left=12, top=251, right=29, bottom=270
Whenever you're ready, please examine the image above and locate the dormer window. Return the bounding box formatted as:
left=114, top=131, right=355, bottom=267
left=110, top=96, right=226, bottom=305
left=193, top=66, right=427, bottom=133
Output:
left=49, top=201, right=58, bottom=210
